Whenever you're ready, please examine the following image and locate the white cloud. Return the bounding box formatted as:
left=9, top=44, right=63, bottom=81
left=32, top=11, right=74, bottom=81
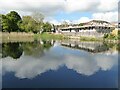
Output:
left=0, top=0, right=118, bottom=14
left=49, top=20, right=61, bottom=25
left=92, top=11, right=118, bottom=22
left=97, top=0, right=118, bottom=12
left=65, top=0, right=99, bottom=12
left=65, top=0, right=119, bottom=13
left=65, top=55, right=99, bottom=76
left=0, top=0, right=119, bottom=23
left=44, top=18, right=61, bottom=25
left=0, top=0, right=66, bottom=16
left=47, top=17, right=91, bottom=25
left=96, top=57, right=117, bottom=71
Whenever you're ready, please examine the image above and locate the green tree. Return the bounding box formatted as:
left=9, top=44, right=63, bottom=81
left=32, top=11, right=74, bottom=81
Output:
left=43, top=22, right=52, bottom=32
left=6, top=11, right=21, bottom=23
left=0, top=14, right=1, bottom=31
left=20, top=16, right=34, bottom=32
left=2, top=11, right=22, bottom=32
left=31, top=12, right=44, bottom=33
left=6, top=11, right=22, bottom=32
left=1, top=15, right=11, bottom=32
left=20, top=16, right=42, bottom=33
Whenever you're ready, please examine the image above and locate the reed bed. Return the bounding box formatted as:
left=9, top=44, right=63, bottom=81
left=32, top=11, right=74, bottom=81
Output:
left=1, top=32, right=34, bottom=43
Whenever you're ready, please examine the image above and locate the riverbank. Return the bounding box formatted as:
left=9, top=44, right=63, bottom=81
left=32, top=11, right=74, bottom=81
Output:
left=1, top=32, right=68, bottom=43
left=34, top=33, right=69, bottom=40
left=1, top=32, right=34, bottom=43
left=1, top=32, right=119, bottom=43
left=35, top=33, right=103, bottom=42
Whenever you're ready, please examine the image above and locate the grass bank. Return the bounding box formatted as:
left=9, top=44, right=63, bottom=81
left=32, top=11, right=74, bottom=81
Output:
left=103, top=32, right=120, bottom=43
left=1, top=32, right=119, bottom=43
left=34, top=32, right=69, bottom=40
left=2, top=32, right=34, bottom=42
left=35, top=33, right=104, bottom=42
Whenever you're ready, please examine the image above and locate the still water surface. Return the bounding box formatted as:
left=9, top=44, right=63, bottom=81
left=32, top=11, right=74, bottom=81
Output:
left=1, top=40, right=119, bottom=88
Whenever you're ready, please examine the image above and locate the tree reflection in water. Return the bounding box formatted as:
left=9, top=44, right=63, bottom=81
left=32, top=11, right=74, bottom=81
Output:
left=2, top=40, right=54, bottom=59
left=2, top=43, right=23, bottom=59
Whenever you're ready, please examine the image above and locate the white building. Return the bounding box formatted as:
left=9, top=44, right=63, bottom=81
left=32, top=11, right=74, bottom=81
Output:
left=57, top=20, right=115, bottom=37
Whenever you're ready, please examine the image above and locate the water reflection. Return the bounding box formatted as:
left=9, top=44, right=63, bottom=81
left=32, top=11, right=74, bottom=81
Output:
left=0, top=59, right=2, bottom=90
left=2, top=43, right=23, bottom=59
left=1, top=40, right=118, bottom=79
left=60, top=40, right=119, bottom=54
left=2, top=40, right=54, bottom=59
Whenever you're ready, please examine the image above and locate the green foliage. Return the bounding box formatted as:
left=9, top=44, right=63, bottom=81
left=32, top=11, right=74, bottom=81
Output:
left=1, top=11, right=44, bottom=33
left=20, top=16, right=35, bottom=32
left=34, top=32, right=67, bottom=40
left=1, top=11, right=53, bottom=33
left=118, top=30, right=120, bottom=40
left=43, top=22, right=52, bottom=32
left=103, top=33, right=118, bottom=40
left=103, top=34, right=109, bottom=38
left=20, top=16, right=43, bottom=33
left=0, top=14, right=2, bottom=31
left=2, top=11, right=22, bottom=32
left=6, top=11, right=21, bottom=23
left=1, top=15, right=11, bottom=32
left=6, top=11, right=22, bottom=32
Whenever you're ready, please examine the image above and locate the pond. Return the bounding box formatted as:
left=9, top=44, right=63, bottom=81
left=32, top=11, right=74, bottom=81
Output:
left=0, top=39, right=119, bottom=88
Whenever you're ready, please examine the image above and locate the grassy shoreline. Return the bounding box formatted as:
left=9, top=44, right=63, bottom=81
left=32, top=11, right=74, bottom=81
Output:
left=34, top=33, right=69, bottom=40
left=1, top=32, right=119, bottom=43
left=1, top=32, right=34, bottom=42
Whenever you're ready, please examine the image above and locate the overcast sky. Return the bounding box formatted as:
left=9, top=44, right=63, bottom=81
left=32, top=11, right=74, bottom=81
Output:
left=0, top=0, right=119, bottom=24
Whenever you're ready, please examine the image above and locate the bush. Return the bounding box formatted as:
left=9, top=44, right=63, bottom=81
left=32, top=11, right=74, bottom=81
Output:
left=104, top=33, right=119, bottom=40
left=103, top=34, right=109, bottom=38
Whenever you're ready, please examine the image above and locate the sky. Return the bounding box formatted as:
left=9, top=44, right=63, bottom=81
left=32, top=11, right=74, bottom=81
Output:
left=0, top=0, right=119, bottom=25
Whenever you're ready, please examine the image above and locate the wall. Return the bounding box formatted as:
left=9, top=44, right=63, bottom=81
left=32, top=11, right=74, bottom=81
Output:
left=60, top=28, right=113, bottom=38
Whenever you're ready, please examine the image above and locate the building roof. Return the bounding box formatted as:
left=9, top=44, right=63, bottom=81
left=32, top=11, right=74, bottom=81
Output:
left=56, top=20, right=115, bottom=29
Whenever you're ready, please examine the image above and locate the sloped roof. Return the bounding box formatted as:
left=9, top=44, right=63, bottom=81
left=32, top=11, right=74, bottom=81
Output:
left=84, top=20, right=111, bottom=25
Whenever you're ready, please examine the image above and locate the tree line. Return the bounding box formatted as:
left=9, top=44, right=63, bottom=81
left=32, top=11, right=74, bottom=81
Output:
left=0, top=11, right=53, bottom=33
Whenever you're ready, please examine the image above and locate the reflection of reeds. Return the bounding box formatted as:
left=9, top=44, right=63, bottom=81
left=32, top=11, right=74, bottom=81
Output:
left=1, top=32, right=34, bottom=43
left=80, top=36, right=103, bottom=41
